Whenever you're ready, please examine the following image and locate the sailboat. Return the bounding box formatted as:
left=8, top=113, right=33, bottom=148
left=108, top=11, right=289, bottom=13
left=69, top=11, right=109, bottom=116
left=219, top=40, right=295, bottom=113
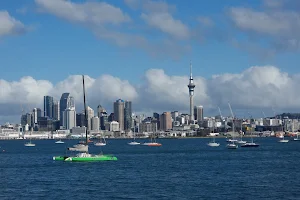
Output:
left=55, top=139, right=64, bottom=144
left=241, top=131, right=259, bottom=147
left=236, top=121, right=247, bottom=144
left=143, top=134, right=162, bottom=146
left=278, top=123, right=289, bottom=143
left=227, top=141, right=238, bottom=149
left=207, top=136, right=220, bottom=147
left=94, top=134, right=106, bottom=146
left=292, top=132, right=300, bottom=141
left=25, top=138, right=35, bottom=147
left=207, top=121, right=220, bottom=147
left=278, top=135, right=289, bottom=143
left=128, top=126, right=140, bottom=145
left=24, top=132, right=35, bottom=147
left=53, top=75, right=117, bottom=162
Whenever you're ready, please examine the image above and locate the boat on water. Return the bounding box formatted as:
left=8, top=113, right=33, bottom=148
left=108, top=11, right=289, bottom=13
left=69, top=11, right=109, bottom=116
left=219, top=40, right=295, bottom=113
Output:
left=207, top=136, right=220, bottom=147
left=55, top=140, right=64, bottom=144
left=241, top=132, right=259, bottom=147
left=94, top=134, right=106, bottom=146
left=128, top=141, right=140, bottom=145
left=292, top=133, right=300, bottom=141
left=278, top=138, right=289, bottom=143
left=24, top=138, right=35, bottom=147
left=128, top=127, right=140, bottom=145
left=53, top=75, right=117, bottom=162
left=143, top=137, right=162, bottom=146
left=227, top=142, right=238, bottom=149
left=24, top=141, right=35, bottom=147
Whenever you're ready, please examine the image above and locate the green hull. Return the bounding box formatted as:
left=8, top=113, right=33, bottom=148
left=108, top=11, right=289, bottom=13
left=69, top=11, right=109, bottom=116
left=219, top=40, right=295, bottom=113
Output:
left=53, top=155, right=117, bottom=162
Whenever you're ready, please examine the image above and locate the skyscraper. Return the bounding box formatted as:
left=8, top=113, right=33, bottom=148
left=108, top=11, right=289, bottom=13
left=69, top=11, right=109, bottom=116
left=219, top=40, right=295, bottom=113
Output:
left=187, top=62, right=195, bottom=121
left=53, top=101, right=60, bottom=120
left=44, top=96, right=53, bottom=118
left=194, top=106, right=204, bottom=121
left=159, top=112, right=172, bottom=131
left=114, top=99, right=125, bottom=131
left=59, top=93, right=75, bottom=126
left=87, top=106, right=94, bottom=131
left=32, top=108, right=42, bottom=124
left=124, top=101, right=132, bottom=131
left=63, top=107, right=76, bottom=129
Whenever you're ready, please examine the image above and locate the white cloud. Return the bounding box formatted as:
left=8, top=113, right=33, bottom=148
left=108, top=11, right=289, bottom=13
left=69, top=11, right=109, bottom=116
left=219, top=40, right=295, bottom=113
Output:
left=35, top=0, right=131, bottom=25
left=0, top=11, right=27, bottom=37
left=141, top=12, right=190, bottom=39
left=228, top=6, right=300, bottom=52
left=35, top=0, right=190, bottom=59
left=1, top=66, right=300, bottom=124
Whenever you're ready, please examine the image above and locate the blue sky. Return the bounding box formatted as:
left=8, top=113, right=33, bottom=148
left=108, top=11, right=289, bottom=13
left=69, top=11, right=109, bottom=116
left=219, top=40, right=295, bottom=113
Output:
left=1, top=0, right=300, bottom=123
left=0, top=0, right=299, bottom=84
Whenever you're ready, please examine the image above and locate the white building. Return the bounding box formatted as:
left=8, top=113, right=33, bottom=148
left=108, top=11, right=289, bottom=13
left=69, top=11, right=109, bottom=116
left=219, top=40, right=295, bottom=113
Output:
left=105, top=121, right=120, bottom=132
left=91, top=116, right=100, bottom=131
left=63, top=107, right=76, bottom=130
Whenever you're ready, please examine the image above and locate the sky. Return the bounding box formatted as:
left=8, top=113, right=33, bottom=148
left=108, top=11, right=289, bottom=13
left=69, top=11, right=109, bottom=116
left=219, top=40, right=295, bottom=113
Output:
left=1, top=0, right=300, bottom=124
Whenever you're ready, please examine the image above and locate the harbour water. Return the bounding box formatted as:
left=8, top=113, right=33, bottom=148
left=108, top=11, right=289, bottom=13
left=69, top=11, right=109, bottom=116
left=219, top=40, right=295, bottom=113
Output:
left=0, top=138, right=299, bottom=200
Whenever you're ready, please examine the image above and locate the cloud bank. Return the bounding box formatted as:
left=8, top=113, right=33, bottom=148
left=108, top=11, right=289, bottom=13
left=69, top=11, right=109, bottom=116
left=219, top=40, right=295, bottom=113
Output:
left=0, top=65, right=299, bottom=123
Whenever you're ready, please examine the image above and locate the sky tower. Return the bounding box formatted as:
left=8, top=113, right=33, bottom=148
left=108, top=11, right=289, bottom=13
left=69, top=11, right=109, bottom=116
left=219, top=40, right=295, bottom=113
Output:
left=188, top=62, right=195, bottom=121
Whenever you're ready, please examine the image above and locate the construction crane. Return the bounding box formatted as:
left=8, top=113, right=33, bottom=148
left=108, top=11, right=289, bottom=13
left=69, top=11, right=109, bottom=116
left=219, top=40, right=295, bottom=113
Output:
left=228, top=102, right=235, bottom=133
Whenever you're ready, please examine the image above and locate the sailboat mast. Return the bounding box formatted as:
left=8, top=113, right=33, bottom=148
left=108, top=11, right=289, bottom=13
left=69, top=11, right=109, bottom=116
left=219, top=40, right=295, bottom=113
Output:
left=82, top=75, right=88, bottom=145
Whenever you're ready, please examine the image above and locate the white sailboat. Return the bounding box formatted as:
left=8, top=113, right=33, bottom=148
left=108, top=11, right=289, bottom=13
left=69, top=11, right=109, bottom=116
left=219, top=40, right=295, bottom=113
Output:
left=207, top=136, right=220, bottom=147
left=227, top=142, right=238, bottom=149
left=55, top=139, right=64, bottom=144
left=25, top=137, right=35, bottom=147
left=292, top=132, right=300, bottom=141
left=226, top=102, right=238, bottom=143
left=207, top=121, right=220, bottom=147
left=278, top=122, right=289, bottom=143
left=241, top=131, right=259, bottom=147
left=236, top=121, right=247, bottom=144
left=94, top=134, right=106, bottom=146
left=128, top=126, right=140, bottom=145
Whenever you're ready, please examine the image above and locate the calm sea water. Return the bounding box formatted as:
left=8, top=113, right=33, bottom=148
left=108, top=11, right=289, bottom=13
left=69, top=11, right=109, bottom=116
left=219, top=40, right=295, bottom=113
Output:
left=0, top=137, right=299, bottom=200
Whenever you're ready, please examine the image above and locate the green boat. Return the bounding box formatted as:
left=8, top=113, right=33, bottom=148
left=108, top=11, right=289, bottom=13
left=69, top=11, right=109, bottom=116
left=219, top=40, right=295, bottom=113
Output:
left=53, top=75, right=118, bottom=162
left=53, top=153, right=117, bottom=162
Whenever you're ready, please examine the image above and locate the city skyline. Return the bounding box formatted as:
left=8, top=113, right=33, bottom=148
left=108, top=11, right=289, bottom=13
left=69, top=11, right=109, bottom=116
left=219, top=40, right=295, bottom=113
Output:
left=1, top=0, right=300, bottom=123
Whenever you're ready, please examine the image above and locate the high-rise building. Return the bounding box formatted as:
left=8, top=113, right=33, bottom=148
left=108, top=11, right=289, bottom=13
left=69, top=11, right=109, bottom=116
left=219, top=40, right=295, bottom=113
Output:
left=53, top=101, right=60, bottom=120
left=187, top=62, right=195, bottom=121
left=99, top=111, right=108, bottom=130
left=159, top=112, right=172, bottom=131
left=97, top=105, right=106, bottom=118
left=63, top=107, right=76, bottom=129
left=59, top=93, right=75, bottom=125
left=87, top=106, right=94, bottom=131
left=43, top=96, right=53, bottom=118
left=91, top=116, right=100, bottom=131
left=114, top=99, right=125, bottom=131
left=76, top=113, right=86, bottom=127
left=32, top=108, right=42, bottom=124
left=194, top=106, right=204, bottom=121
left=124, top=101, right=132, bottom=131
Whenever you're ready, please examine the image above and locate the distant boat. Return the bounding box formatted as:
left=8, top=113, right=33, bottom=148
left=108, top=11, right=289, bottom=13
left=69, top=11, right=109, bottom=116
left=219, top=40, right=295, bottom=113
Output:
left=25, top=138, right=35, bottom=147
left=227, top=142, right=238, bottom=149
left=143, top=137, right=161, bottom=146
left=292, top=132, right=300, bottom=141
left=207, top=136, right=220, bottom=147
left=94, top=135, right=106, bottom=146
left=128, top=127, right=140, bottom=145
left=278, top=134, right=289, bottom=143
left=241, top=132, right=259, bottom=147
left=55, top=140, right=64, bottom=144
